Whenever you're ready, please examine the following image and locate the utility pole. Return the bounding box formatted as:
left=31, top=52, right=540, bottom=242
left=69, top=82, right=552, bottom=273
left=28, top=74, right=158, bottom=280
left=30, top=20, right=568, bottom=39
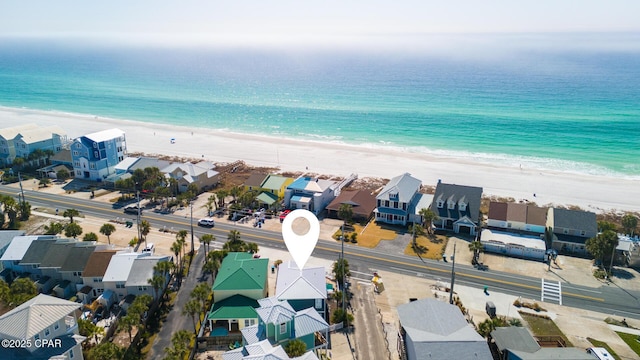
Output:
left=449, top=241, right=457, bottom=304
left=340, top=224, right=345, bottom=313
left=17, top=172, right=25, bottom=206
left=136, top=185, right=144, bottom=248
left=190, top=200, right=195, bottom=256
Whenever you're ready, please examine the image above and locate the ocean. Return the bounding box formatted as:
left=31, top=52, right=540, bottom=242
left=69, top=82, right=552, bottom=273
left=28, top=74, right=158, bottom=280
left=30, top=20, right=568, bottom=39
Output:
left=0, top=35, right=639, bottom=179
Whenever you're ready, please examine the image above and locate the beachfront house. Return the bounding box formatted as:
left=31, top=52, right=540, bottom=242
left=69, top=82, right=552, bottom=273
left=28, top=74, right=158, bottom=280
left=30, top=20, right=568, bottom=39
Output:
left=161, top=161, right=219, bottom=193
left=397, top=298, right=492, bottom=360
left=244, top=173, right=267, bottom=192
left=547, top=207, right=597, bottom=255
left=240, top=297, right=329, bottom=353
left=208, top=252, right=268, bottom=335
left=374, top=173, right=422, bottom=226
left=430, top=181, right=483, bottom=236
left=71, top=128, right=126, bottom=181
left=0, top=294, right=85, bottom=360
left=480, top=229, right=547, bottom=261
left=104, top=156, right=172, bottom=186
left=259, top=174, right=295, bottom=207
left=487, top=202, right=548, bottom=234
left=0, top=123, right=67, bottom=167
left=284, top=177, right=336, bottom=216
left=326, top=189, right=377, bottom=222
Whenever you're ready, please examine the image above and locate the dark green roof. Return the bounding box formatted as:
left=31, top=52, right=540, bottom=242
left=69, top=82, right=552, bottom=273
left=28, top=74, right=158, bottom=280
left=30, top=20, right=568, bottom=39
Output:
left=207, top=294, right=259, bottom=320
left=213, top=252, right=268, bottom=291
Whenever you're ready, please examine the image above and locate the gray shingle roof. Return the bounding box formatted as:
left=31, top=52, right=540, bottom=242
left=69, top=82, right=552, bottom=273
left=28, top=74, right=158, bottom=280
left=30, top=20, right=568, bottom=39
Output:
left=491, top=327, right=540, bottom=353
left=552, top=208, right=597, bottom=234
left=430, top=182, right=483, bottom=223
left=19, top=239, right=57, bottom=265
left=125, top=256, right=171, bottom=287
left=377, top=173, right=421, bottom=203
left=39, top=242, right=75, bottom=268
left=508, top=348, right=595, bottom=359
left=60, top=245, right=96, bottom=272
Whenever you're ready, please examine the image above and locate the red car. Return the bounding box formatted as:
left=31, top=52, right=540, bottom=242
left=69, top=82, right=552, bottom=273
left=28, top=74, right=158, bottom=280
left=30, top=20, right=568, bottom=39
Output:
left=279, top=209, right=292, bottom=222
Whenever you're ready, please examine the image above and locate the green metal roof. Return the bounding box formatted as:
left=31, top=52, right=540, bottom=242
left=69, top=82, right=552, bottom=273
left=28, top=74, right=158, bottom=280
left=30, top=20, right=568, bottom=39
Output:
left=208, top=294, right=259, bottom=320
left=260, top=175, right=292, bottom=190
left=213, top=252, right=268, bottom=291
left=256, top=192, right=278, bottom=205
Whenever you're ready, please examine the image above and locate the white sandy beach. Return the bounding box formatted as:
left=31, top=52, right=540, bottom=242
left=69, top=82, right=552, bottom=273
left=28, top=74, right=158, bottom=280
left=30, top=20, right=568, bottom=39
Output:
left=2, top=106, right=639, bottom=213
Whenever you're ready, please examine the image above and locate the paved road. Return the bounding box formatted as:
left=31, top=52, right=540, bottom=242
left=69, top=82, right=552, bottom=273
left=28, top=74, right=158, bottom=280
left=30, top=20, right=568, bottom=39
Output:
left=4, top=185, right=640, bottom=319
left=352, top=282, right=389, bottom=360
left=147, top=247, right=206, bottom=359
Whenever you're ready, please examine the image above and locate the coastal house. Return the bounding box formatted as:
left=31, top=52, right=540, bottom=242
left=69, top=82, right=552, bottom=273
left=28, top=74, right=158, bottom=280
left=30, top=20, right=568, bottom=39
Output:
left=80, top=249, right=118, bottom=300
left=0, top=123, right=67, bottom=167
left=490, top=327, right=594, bottom=360
left=374, top=173, right=422, bottom=226
left=222, top=339, right=320, bottom=360
left=37, top=148, right=74, bottom=179
left=71, top=128, right=126, bottom=181
left=240, top=297, right=329, bottom=353
left=39, top=241, right=96, bottom=298
left=0, top=294, right=85, bottom=360
left=125, top=255, right=172, bottom=301
left=244, top=173, right=267, bottom=193
left=326, top=189, right=377, bottom=222
left=284, top=177, right=336, bottom=216
left=104, top=156, right=172, bottom=185
left=208, top=253, right=269, bottom=335
left=480, top=229, right=547, bottom=261
left=161, top=160, right=219, bottom=193
left=547, top=207, right=597, bottom=255
left=0, top=235, right=57, bottom=282
left=257, top=174, right=295, bottom=207
left=275, top=261, right=328, bottom=319
left=396, top=298, right=492, bottom=360
left=102, top=251, right=151, bottom=303
left=430, top=181, right=483, bottom=235
left=487, top=202, right=548, bottom=234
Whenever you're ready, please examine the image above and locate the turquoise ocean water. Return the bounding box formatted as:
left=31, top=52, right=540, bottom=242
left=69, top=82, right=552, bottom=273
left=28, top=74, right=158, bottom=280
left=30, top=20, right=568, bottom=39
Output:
left=0, top=35, right=639, bottom=178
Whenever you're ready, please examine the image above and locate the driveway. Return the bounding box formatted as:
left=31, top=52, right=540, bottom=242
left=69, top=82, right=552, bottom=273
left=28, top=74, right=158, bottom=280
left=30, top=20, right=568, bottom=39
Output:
left=352, top=281, right=390, bottom=360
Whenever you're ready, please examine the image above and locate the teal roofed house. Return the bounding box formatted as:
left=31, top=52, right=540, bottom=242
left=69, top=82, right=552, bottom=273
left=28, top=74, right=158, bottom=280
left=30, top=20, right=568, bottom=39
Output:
left=213, top=252, right=269, bottom=303
left=208, top=253, right=269, bottom=336
left=239, top=297, right=329, bottom=356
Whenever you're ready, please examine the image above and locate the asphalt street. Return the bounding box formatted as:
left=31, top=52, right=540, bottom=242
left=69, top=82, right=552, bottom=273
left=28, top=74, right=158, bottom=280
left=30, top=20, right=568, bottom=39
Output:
left=3, top=185, right=640, bottom=320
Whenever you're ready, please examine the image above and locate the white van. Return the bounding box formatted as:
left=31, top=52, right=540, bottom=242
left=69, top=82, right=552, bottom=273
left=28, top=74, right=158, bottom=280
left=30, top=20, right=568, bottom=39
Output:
left=142, top=243, right=155, bottom=254
left=586, top=347, right=613, bottom=360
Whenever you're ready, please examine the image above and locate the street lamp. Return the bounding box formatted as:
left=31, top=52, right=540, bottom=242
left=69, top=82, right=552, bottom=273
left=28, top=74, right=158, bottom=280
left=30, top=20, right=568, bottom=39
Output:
left=190, top=200, right=195, bottom=256
left=137, top=189, right=144, bottom=248
left=449, top=240, right=457, bottom=305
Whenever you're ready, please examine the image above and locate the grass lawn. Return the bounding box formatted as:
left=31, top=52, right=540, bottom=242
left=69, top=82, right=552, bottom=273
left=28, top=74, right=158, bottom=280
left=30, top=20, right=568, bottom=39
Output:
left=616, top=332, right=640, bottom=357
left=404, top=234, right=448, bottom=260
left=348, top=222, right=399, bottom=248
left=520, top=313, right=573, bottom=347
left=587, top=338, right=621, bottom=360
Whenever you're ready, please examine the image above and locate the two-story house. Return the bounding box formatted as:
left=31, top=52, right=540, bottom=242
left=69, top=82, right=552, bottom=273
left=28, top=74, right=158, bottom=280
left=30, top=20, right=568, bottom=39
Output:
left=0, top=124, right=66, bottom=167
left=0, top=235, right=57, bottom=282
left=0, top=294, right=85, bottom=360
left=284, top=177, right=336, bottom=216
left=430, top=181, right=483, bottom=235
left=374, top=173, right=421, bottom=226
left=208, top=253, right=269, bottom=334
left=102, top=251, right=150, bottom=304
left=39, top=241, right=96, bottom=298
left=222, top=339, right=320, bottom=360
left=244, top=173, right=267, bottom=193
left=71, top=128, right=126, bottom=181
left=258, top=175, right=295, bottom=206
left=80, top=249, right=118, bottom=302
left=0, top=231, right=25, bottom=273
left=161, top=161, right=219, bottom=193
left=547, top=207, right=597, bottom=255
left=241, top=297, right=329, bottom=354
left=125, top=255, right=172, bottom=301
left=487, top=202, right=548, bottom=234
left=275, top=261, right=327, bottom=320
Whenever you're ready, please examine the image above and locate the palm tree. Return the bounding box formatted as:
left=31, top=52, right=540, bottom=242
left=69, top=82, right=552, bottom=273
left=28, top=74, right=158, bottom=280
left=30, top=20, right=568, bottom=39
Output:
left=418, top=208, right=438, bottom=234
left=99, top=223, right=116, bottom=245
left=89, top=343, right=123, bottom=360
left=118, top=314, right=137, bottom=342
left=199, top=234, right=214, bottom=259
left=203, top=260, right=219, bottom=285
left=44, top=222, right=64, bottom=235
left=229, top=186, right=242, bottom=203
left=333, top=258, right=350, bottom=290
left=191, top=283, right=212, bottom=314
left=148, top=275, right=165, bottom=301
left=63, top=208, right=80, bottom=223
left=409, top=223, right=425, bottom=248
left=338, top=203, right=353, bottom=226
left=468, top=240, right=484, bottom=265
left=176, top=230, right=188, bottom=267
left=216, top=189, right=229, bottom=208
left=64, top=222, right=83, bottom=239
left=183, top=299, right=201, bottom=334
left=622, top=214, right=638, bottom=236
left=203, top=195, right=217, bottom=216
left=284, top=338, right=307, bottom=357
left=39, top=178, right=51, bottom=187
left=170, top=330, right=194, bottom=358
left=83, top=232, right=98, bottom=242
left=171, top=242, right=182, bottom=272
left=246, top=242, right=259, bottom=254
left=140, top=220, right=151, bottom=242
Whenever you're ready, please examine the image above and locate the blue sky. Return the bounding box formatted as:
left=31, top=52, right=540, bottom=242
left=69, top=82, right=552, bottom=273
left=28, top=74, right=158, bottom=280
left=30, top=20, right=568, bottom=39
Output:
left=1, top=1, right=639, bottom=46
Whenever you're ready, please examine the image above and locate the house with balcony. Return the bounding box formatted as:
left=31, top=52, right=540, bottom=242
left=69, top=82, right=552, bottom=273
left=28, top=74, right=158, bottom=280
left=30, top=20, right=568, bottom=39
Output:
left=162, top=161, right=219, bottom=193
left=0, top=124, right=67, bottom=167
left=430, top=181, right=483, bottom=235
left=80, top=249, right=118, bottom=302
left=102, top=251, right=151, bottom=305
left=374, top=173, right=421, bottom=226
left=0, top=294, right=85, bottom=360
left=240, top=297, right=329, bottom=354
left=284, top=177, right=336, bottom=216
left=71, top=128, right=126, bottom=181
left=397, top=298, right=492, bottom=360
left=208, top=253, right=269, bottom=335
left=547, top=207, right=597, bottom=255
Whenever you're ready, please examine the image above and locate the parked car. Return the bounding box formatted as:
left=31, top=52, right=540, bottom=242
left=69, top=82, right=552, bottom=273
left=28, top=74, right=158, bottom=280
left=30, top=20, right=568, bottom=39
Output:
left=198, top=218, right=215, bottom=227
left=279, top=209, right=292, bottom=223
left=124, top=205, right=141, bottom=214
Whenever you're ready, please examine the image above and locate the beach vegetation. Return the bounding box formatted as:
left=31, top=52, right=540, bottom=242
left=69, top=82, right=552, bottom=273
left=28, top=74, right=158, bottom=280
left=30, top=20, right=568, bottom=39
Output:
left=331, top=308, right=354, bottom=327
left=468, top=240, right=484, bottom=265
left=0, top=195, right=20, bottom=228
left=56, top=168, right=70, bottom=181
left=477, top=316, right=510, bottom=338
left=284, top=339, right=307, bottom=357
left=39, top=177, right=51, bottom=187
left=597, top=220, right=617, bottom=233
left=0, top=278, right=37, bottom=309
left=621, top=214, right=638, bottom=236
left=215, top=189, right=229, bottom=208
left=83, top=232, right=98, bottom=242
left=163, top=330, right=193, bottom=360
left=332, top=258, right=350, bottom=290
left=99, top=223, right=116, bottom=244
left=44, top=221, right=65, bottom=235
left=519, top=312, right=572, bottom=346
left=64, top=222, right=83, bottom=239
left=88, top=342, right=124, bottom=360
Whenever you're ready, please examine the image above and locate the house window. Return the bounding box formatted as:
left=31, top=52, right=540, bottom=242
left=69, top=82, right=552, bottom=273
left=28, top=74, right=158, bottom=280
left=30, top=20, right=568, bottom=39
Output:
left=116, top=282, right=125, bottom=289
left=279, top=323, right=287, bottom=334
left=507, top=223, right=512, bottom=228
left=580, top=230, right=586, bottom=236
left=393, top=201, right=398, bottom=209
left=93, top=278, right=102, bottom=283
left=459, top=203, right=467, bottom=211
left=35, top=334, right=40, bottom=341
left=45, top=328, right=50, bottom=337
left=244, top=319, right=255, bottom=327
left=73, top=151, right=79, bottom=156
left=384, top=200, right=389, bottom=207
left=90, top=163, right=96, bottom=169
left=315, top=298, right=323, bottom=309
left=563, top=229, right=569, bottom=234
left=437, top=200, right=444, bottom=208
left=54, top=323, right=59, bottom=331
left=96, top=288, right=104, bottom=294
left=377, top=199, right=381, bottom=207
left=70, top=349, right=74, bottom=358
left=75, top=143, right=81, bottom=149
left=138, top=286, right=147, bottom=291
left=448, top=201, right=455, bottom=210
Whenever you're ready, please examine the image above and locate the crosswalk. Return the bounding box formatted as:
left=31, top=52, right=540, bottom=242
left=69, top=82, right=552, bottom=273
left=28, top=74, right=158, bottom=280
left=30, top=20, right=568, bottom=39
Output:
left=541, top=278, right=562, bottom=305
